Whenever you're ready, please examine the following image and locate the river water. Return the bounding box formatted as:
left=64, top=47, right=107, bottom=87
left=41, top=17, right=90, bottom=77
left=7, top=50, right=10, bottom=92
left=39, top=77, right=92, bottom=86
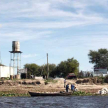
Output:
left=0, top=96, right=108, bottom=108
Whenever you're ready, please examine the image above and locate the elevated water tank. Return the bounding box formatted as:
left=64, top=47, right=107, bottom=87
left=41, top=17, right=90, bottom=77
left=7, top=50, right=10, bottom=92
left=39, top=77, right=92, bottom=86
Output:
left=12, top=41, right=20, bottom=51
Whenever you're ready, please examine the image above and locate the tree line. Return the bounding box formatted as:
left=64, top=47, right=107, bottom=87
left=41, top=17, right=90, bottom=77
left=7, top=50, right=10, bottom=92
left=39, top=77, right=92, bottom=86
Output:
left=24, top=48, right=108, bottom=79
left=24, top=57, right=79, bottom=78
left=88, top=48, right=108, bottom=69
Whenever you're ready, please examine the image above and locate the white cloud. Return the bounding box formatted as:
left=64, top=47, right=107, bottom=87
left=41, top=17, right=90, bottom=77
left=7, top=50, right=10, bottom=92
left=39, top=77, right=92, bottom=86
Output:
left=1, top=0, right=108, bottom=71
left=22, top=54, right=38, bottom=58
left=0, top=0, right=107, bottom=32
left=1, top=16, right=105, bottom=29
left=0, top=0, right=107, bottom=19
left=0, top=31, right=52, bottom=42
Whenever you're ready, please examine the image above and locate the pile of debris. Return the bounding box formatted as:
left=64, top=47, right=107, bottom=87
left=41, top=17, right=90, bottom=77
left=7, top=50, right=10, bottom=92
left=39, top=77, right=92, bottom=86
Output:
left=76, top=77, right=104, bottom=84
left=97, top=88, right=108, bottom=95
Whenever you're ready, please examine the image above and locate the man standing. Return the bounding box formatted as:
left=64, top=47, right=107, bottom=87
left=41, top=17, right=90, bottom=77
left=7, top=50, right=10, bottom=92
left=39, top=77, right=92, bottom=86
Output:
left=64, top=79, right=66, bottom=88
left=71, top=84, right=75, bottom=92
left=66, top=84, right=69, bottom=92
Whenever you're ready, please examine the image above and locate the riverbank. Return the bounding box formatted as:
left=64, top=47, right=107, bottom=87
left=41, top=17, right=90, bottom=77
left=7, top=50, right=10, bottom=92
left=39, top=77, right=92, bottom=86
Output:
left=0, top=78, right=108, bottom=96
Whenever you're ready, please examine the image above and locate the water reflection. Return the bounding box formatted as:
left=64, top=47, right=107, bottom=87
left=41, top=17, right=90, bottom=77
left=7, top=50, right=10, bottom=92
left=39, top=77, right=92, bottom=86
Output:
left=0, top=96, right=108, bottom=108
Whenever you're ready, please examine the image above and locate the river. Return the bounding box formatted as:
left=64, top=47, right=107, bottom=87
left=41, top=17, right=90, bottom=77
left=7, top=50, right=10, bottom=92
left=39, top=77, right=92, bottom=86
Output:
left=0, top=96, right=108, bottom=108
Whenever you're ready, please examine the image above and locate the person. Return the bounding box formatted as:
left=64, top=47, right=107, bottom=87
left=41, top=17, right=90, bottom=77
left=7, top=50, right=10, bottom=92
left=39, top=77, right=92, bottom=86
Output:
left=74, top=87, right=77, bottom=91
left=71, top=84, right=75, bottom=92
left=66, top=84, right=69, bottom=92
left=64, top=79, right=66, bottom=88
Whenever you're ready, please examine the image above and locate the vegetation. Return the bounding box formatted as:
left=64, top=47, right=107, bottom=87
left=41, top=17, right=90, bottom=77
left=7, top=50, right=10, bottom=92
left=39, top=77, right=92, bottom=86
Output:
left=78, top=71, right=93, bottom=78
left=72, top=91, right=92, bottom=96
left=76, top=75, right=108, bottom=84
left=97, top=75, right=108, bottom=83
left=104, top=75, right=108, bottom=83
left=24, top=57, right=79, bottom=78
left=50, top=58, right=79, bottom=78
left=88, top=48, right=108, bottom=68
left=24, top=63, right=40, bottom=78
left=40, top=64, right=56, bottom=78
left=0, top=91, right=30, bottom=97
left=44, top=78, right=58, bottom=85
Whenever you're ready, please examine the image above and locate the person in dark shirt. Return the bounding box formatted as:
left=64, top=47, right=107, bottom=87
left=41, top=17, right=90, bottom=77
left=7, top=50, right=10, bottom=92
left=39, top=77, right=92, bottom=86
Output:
left=66, top=84, right=69, bottom=92
left=71, top=84, right=75, bottom=92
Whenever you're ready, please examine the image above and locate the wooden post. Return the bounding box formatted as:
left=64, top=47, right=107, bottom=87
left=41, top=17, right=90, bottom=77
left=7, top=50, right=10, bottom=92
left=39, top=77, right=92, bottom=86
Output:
left=47, top=53, right=49, bottom=79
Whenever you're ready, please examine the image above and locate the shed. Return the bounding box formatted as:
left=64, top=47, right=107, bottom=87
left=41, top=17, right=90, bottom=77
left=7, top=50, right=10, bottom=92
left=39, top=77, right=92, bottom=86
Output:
left=0, top=66, right=14, bottom=78
left=66, top=73, right=77, bottom=79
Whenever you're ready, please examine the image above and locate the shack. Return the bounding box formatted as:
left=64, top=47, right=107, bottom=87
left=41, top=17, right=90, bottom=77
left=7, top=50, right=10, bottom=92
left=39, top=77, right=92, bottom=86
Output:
left=0, top=65, right=14, bottom=78
left=66, top=73, right=77, bottom=79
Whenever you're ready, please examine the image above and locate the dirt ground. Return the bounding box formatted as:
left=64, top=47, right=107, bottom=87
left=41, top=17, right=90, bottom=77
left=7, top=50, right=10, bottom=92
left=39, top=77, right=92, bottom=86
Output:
left=0, top=78, right=108, bottom=94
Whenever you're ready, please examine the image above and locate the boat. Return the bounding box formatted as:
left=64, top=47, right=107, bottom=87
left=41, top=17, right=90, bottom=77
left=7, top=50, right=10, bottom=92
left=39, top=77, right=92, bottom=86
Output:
left=28, top=91, right=72, bottom=96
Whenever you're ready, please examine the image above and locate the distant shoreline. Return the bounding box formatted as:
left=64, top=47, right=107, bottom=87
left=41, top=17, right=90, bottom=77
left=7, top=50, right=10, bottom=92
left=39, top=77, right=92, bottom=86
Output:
left=0, top=78, right=108, bottom=97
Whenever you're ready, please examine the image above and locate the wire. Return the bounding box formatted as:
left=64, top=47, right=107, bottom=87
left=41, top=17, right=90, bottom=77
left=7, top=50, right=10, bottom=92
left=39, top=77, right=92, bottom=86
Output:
left=30, top=56, right=46, bottom=63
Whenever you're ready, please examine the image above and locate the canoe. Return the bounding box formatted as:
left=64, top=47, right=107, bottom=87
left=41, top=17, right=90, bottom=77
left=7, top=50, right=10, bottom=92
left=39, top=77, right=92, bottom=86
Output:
left=28, top=91, right=72, bottom=96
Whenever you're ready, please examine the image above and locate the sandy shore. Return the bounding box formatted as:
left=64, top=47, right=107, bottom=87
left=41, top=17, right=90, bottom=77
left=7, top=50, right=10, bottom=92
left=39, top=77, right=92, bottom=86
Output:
left=0, top=78, right=108, bottom=95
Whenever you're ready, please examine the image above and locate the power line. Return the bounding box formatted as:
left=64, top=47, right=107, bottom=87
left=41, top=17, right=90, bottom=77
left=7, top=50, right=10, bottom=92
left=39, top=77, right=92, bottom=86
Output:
left=30, top=56, right=46, bottom=63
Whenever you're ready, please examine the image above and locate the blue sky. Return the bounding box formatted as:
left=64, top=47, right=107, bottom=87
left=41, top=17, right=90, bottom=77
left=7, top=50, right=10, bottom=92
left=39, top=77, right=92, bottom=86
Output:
left=0, top=0, right=108, bottom=71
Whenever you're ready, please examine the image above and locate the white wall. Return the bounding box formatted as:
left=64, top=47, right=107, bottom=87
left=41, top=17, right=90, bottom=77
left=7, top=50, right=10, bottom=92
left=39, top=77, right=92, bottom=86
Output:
left=0, top=66, right=14, bottom=78
left=93, top=73, right=108, bottom=77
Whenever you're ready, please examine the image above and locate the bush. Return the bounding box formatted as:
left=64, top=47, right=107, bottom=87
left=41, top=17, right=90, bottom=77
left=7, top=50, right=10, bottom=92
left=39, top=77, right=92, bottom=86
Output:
left=76, top=80, right=82, bottom=84
left=36, top=81, right=41, bottom=84
left=72, top=91, right=92, bottom=96
left=82, top=79, right=89, bottom=83
left=44, top=78, right=57, bottom=85
left=104, top=75, right=108, bottom=83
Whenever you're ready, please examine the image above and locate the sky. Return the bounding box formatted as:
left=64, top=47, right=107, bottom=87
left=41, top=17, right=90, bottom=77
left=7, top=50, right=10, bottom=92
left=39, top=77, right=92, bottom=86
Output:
left=0, top=0, right=108, bottom=71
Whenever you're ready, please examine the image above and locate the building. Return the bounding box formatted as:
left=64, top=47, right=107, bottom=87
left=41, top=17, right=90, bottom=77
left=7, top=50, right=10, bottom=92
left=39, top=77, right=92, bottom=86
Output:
left=0, top=66, right=14, bottom=78
left=94, top=68, right=108, bottom=77
left=66, top=73, right=77, bottom=79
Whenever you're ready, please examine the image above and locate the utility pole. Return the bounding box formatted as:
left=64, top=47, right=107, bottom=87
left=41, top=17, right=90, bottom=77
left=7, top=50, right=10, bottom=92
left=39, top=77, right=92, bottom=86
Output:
left=47, top=53, right=49, bottom=79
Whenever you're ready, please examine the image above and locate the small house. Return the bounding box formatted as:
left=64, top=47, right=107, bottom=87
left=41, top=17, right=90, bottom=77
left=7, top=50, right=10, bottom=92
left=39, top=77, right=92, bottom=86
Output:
left=66, top=73, right=77, bottom=79
left=0, top=65, right=14, bottom=78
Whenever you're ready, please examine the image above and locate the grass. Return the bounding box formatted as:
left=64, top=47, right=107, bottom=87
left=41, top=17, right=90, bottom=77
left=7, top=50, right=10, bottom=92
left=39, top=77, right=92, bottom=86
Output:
left=45, top=79, right=58, bottom=85
left=0, top=91, right=30, bottom=97
left=72, top=91, right=93, bottom=96
left=0, top=90, right=107, bottom=97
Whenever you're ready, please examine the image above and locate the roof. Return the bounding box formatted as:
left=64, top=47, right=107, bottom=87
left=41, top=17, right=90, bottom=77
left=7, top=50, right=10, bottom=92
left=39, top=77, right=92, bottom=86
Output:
left=9, top=51, right=22, bottom=53
left=68, top=73, right=76, bottom=76
left=0, top=64, right=5, bottom=66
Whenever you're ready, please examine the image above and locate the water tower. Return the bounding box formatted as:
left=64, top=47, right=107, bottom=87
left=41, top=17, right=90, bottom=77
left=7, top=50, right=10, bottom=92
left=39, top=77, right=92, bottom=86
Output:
left=9, top=41, right=22, bottom=75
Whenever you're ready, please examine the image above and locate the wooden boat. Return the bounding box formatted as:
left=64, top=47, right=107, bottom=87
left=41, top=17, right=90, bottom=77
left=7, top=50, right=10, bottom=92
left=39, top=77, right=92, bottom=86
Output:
left=29, top=91, right=72, bottom=96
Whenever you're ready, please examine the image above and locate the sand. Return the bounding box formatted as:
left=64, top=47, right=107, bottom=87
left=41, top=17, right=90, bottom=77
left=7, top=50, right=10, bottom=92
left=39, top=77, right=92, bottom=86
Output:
left=0, top=78, right=108, bottom=94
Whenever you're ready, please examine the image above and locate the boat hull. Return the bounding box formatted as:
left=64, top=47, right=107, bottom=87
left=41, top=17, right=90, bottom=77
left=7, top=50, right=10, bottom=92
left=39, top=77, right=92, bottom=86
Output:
left=29, top=92, right=72, bottom=96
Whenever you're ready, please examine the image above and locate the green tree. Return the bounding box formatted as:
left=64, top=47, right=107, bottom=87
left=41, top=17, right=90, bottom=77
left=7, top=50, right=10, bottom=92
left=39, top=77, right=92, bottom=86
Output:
left=41, top=64, right=56, bottom=78
left=56, top=58, right=79, bottom=77
left=88, top=48, right=108, bottom=68
left=24, top=63, right=40, bottom=78
left=24, top=58, right=79, bottom=78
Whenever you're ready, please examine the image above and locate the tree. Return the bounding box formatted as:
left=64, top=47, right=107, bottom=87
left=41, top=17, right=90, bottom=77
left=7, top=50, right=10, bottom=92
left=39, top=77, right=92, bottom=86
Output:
left=56, top=58, right=79, bottom=78
left=41, top=64, right=56, bottom=78
left=24, top=63, right=40, bottom=78
left=24, top=58, right=79, bottom=78
left=78, top=71, right=84, bottom=78
left=88, top=48, right=108, bottom=68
